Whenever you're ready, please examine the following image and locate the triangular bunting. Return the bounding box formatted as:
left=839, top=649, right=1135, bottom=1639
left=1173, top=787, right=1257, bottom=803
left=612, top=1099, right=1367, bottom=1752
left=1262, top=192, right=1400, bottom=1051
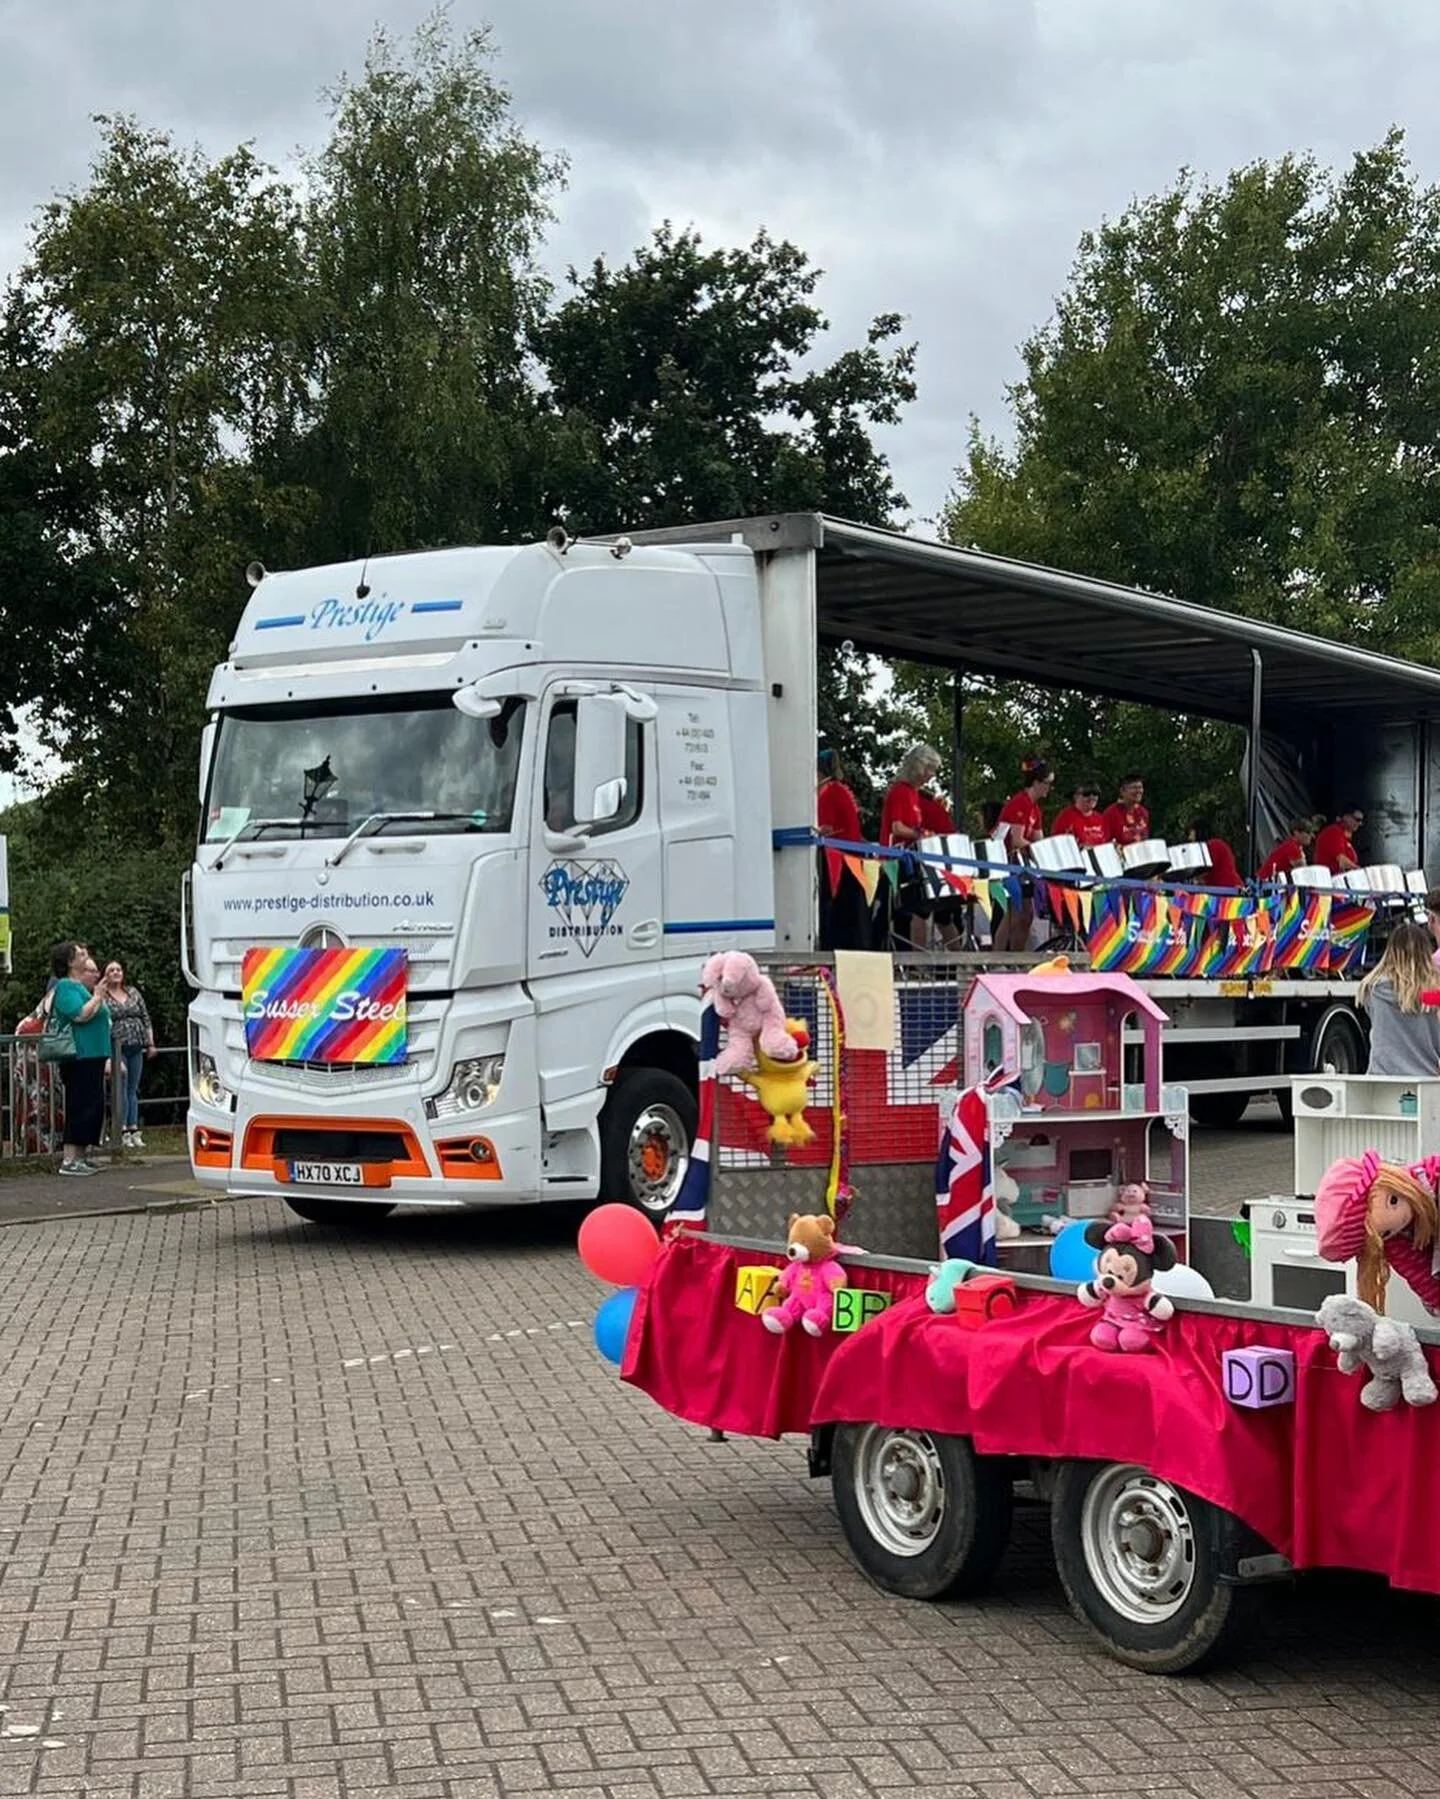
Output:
left=846, top=854, right=881, bottom=906
left=1078, top=888, right=1094, bottom=931
left=824, top=848, right=844, bottom=898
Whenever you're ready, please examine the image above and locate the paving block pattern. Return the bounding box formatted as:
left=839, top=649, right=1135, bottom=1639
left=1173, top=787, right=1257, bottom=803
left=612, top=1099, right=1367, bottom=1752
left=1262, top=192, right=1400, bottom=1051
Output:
left=0, top=1195, right=1431, bottom=1796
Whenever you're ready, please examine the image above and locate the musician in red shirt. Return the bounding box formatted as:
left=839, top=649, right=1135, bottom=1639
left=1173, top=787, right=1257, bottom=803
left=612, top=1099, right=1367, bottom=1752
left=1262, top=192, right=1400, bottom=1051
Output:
left=1314, top=806, right=1364, bottom=875
left=817, top=748, right=871, bottom=950
left=994, top=756, right=1055, bottom=951
left=1187, top=817, right=1243, bottom=890
left=881, top=744, right=943, bottom=948
left=1051, top=781, right=1110, bottom=847
left=1257, top=817, right=1320, bottom=882
left=1102, top=774, right=1151, bottom=847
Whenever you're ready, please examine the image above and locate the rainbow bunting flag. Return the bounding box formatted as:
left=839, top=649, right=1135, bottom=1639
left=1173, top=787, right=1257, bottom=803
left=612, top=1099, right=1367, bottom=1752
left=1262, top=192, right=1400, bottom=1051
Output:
left=1271, top=891, right=1330, bottom=973
left=242, top=946, right=409, bottom=1064
left=1325, top=903, right=1375, bottom=976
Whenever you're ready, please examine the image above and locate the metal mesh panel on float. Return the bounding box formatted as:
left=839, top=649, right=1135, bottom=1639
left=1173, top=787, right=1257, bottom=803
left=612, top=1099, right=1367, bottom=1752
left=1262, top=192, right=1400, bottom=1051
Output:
left=712, top=958, right=967, bottom=1174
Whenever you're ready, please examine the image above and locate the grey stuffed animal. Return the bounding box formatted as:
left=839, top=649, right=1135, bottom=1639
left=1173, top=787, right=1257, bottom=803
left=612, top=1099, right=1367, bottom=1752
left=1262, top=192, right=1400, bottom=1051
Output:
left=1316, top=1293, right=1439, bottom=1412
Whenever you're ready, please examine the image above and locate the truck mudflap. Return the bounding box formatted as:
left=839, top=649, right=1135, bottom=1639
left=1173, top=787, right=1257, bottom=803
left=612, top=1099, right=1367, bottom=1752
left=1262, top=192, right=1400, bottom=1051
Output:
left=624, top=1231, right=1440, bottom=1601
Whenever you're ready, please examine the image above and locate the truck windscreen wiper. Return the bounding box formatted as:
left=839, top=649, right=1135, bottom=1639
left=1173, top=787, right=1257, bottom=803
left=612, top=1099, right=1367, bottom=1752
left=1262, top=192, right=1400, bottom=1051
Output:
left=323, top=811, right=496, bottom=867
left=325, top=811, right=439, bottom=869
left=210, top=817, right=302, bottom=870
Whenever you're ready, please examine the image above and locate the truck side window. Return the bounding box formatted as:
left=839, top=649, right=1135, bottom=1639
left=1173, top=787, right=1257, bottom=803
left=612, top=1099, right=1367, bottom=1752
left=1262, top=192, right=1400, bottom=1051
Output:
left=544, top=700, right=643, bottom=835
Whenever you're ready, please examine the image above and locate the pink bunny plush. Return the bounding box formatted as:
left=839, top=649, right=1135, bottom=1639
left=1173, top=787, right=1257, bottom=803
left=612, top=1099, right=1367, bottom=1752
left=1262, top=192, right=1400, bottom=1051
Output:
left=701, top=950, right=800, bottom=1077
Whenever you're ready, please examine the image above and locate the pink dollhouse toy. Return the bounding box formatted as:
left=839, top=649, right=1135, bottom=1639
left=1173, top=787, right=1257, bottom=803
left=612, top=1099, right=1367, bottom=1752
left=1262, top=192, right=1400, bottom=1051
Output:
left=962, top=971, right=1190, bottom=1257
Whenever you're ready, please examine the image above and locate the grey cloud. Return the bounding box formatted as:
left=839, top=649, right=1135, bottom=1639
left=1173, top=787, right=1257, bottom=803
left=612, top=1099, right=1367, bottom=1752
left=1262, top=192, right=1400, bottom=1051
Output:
left=4, top=0, right=1440, bottom=523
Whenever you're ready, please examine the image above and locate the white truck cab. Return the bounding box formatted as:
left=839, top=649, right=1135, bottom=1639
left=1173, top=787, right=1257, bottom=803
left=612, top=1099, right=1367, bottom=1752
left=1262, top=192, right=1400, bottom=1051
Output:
left=186, top=534, right=776, bottom=1222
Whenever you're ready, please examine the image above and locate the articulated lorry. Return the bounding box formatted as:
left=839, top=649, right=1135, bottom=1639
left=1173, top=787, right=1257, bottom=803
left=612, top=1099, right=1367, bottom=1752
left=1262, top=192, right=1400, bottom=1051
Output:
left=185, top=514, right=1440, bottom=1223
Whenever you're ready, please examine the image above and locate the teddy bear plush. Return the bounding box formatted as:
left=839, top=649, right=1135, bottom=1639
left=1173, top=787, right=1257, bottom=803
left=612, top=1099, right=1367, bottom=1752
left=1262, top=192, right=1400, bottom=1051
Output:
left=763, top=1212, right=848, bottom=1337
left=1316, top=1293, right=1439, bottom=1411
left=1108, top=1180, right=1151, bottom=1228
left=1077, top=1214, right=1176, bottom=1353
left=702, top=951, right=800, bottom=1077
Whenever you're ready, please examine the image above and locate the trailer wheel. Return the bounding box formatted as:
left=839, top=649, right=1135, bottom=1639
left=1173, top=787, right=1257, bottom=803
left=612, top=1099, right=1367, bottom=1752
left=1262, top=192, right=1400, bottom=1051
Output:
left=1051, top=1461, right=1261, bottom=1673
left=831, top=1425, right=1012, bottom=1600
left=282, top=1197, right=397, bottom=1226
left=599, top=1069, right=697, bottom=1216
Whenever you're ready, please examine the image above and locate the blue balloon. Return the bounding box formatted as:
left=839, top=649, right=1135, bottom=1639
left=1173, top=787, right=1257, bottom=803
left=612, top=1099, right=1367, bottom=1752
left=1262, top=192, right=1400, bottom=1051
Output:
left=1048, top=1220, right=1099, bottom=1284
left=594, top=1287, right=639, bottom=1365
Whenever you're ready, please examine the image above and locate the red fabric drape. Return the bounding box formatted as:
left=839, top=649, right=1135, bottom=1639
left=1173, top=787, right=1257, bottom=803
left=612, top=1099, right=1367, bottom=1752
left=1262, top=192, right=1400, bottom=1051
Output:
left=623, top=1234, right=1440, bottom=1593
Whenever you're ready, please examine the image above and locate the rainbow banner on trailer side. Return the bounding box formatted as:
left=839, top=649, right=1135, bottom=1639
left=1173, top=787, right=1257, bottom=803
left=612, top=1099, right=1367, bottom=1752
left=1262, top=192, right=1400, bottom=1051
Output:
left=242, top=946, right=409, bottom=1064
left=1086, top=887, right=1370, bottom=978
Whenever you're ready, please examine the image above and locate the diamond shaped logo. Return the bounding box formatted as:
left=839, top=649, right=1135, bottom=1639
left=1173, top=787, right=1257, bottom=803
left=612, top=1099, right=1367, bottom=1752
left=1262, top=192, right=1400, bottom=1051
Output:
left=538, top=859, right=630, bottom=959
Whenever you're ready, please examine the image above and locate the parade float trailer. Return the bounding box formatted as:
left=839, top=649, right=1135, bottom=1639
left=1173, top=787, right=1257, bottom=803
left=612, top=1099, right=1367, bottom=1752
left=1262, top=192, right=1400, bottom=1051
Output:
left=183, top=514, right=1440, bottom=1224
left=621, top=1227, right=1440, bottom=1677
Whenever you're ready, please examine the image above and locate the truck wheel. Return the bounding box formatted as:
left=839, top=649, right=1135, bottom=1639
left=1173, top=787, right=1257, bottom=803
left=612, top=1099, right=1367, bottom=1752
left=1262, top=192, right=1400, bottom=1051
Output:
left=599, top=1070, right=697, bottom=1216
left=1189, top=1092, right=1250, bottom=1128
left=831, top=1424, right=1012, bottom=1600
left=1051, top=1461, right=1261, bottom=1673
left=1279, top=1007, right=1366, bottom=1122
left=283, top=1197, right=397, bottom=1226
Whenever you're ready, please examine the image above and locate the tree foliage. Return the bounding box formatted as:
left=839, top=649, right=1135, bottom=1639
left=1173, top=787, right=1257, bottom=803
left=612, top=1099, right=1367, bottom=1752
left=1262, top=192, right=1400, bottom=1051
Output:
left=1, top=119, right=308, bottom=839
left=281, top=18, right=566, bottom=560
left=536, top=224, right=916, bottom=534
left=940, top=133, right=1440, bottom=837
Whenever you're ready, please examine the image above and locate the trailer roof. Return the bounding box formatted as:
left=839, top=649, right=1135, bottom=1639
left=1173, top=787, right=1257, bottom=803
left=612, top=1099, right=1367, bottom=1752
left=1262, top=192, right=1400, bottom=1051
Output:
left=620, top=512, right=1440, bottom=728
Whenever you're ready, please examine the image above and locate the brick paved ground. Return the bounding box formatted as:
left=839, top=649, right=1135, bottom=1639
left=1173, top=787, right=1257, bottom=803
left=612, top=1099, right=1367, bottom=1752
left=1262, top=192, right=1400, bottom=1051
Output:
left=0, top=1193, right=1437, bottom=1798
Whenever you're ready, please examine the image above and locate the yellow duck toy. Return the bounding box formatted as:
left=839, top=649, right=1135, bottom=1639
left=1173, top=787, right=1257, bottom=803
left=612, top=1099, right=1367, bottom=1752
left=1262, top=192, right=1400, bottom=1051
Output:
left=736, top=1018, right=818, bottom=1147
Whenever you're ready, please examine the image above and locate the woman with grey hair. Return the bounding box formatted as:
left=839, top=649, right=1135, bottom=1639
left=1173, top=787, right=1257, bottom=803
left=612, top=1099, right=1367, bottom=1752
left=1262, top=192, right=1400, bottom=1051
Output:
left=881, top=743, right=944, bottom=949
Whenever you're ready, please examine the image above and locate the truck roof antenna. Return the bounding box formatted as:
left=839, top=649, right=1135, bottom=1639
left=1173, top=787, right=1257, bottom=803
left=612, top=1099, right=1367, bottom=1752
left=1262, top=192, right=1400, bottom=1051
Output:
left=355, top=554, right=371, bottom=601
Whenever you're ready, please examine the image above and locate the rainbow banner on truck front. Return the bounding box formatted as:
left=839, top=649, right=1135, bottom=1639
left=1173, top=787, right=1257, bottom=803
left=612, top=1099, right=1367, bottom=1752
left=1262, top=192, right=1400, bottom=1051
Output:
left=242, top=946, right=409, bottom=1064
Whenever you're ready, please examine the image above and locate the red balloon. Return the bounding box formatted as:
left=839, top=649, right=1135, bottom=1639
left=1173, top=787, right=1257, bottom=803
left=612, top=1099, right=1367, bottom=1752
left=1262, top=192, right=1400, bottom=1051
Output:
left=577, top=1204, right=662, bottom=1288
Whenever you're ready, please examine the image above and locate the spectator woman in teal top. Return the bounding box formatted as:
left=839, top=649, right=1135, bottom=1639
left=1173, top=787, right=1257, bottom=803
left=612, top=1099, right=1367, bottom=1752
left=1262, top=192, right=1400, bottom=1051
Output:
left=50, top=941, right=111, bottom=1175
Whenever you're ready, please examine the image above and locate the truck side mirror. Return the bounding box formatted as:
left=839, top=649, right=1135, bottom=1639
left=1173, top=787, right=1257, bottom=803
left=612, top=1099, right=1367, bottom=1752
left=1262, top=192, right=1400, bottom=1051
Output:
left=198, top=719, right=217, bottom=806
left=572, top=693, right=629, bottom=825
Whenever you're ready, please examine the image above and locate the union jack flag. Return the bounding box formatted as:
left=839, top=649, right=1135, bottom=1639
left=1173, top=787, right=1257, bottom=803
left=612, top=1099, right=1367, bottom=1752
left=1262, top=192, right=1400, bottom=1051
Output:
left=668, top=995, right=720, bottom=1231
left=935, top=1079, right=1003, bottom=1264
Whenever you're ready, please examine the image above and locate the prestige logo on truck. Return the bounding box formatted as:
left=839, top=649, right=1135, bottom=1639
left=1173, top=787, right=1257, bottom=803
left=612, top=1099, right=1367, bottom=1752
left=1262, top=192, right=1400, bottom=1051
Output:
left=539, top=859, right=629, bottom=957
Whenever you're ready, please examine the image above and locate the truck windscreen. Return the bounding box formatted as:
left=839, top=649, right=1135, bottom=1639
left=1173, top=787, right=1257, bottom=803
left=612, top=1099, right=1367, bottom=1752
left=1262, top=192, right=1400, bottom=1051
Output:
left=202, top=694, right=525, bottom=842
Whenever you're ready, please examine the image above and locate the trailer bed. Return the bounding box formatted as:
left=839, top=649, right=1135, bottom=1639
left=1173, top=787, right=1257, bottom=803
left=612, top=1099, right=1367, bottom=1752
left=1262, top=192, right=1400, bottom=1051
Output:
left=623, top=1232, right=1440, bottom=1599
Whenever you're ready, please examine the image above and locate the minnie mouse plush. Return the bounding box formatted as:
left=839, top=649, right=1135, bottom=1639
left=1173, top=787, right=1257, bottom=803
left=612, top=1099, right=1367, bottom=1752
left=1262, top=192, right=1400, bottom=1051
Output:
left=1077, top=1215, right=1177, bottom=1354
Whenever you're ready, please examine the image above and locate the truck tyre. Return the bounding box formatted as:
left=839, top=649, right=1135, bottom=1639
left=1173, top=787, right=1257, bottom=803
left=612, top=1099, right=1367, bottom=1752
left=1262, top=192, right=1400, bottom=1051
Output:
left=1279, top=1006, right=1367, bottom=1123
left=599, top=1069, right=697, bottom=1216
left=1051, top=1461, right=1262, bottom=1674
left=831, top=1424, right=1012, bottom=1601
left=1188, top=1092, right=1250, bottom=1128
left=282, top=1197, right=397, bottom=1226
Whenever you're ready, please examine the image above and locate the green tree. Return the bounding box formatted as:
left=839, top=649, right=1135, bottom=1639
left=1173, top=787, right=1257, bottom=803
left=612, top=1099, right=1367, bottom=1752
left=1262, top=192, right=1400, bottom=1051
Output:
left=940, top=135, right=1440, bottom=838
left=536, top=223, right=916, bottom=533
left=282, top=14, right=566, bottom=561
left=536, top=223, right=921, bottom=803
left=948, top=132, right=1440, bottom=652
left=0, top=118, right=308, bottom=839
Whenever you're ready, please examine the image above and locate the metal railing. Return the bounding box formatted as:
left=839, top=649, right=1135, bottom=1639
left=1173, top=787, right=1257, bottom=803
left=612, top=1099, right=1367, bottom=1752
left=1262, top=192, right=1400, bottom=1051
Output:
left=1, top=1034, right=187, bottom=1165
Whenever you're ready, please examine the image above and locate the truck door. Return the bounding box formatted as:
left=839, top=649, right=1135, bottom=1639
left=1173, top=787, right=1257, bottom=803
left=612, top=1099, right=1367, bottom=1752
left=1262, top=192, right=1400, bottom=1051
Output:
left=527, top=686, right=663, bottom=1117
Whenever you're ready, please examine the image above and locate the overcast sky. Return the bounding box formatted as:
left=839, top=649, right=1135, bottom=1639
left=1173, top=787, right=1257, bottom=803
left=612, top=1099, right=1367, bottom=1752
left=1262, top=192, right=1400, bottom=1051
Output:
left=4, top=0, right=1440, bottom=804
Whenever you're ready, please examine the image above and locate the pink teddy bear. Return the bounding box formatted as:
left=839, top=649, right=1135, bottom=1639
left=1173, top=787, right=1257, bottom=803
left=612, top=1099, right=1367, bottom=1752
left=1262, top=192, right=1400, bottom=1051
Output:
left=702, top=950, right=800, bottom=1077
left=763, top=1214, right=848, bottom=1337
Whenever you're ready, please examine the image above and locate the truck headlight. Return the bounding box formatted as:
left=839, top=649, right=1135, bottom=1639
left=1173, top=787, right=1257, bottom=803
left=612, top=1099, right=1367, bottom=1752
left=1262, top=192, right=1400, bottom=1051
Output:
left=192, top=1051, right=232, bottom=1111
left=427, top=1055, right=505, bottom=1120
